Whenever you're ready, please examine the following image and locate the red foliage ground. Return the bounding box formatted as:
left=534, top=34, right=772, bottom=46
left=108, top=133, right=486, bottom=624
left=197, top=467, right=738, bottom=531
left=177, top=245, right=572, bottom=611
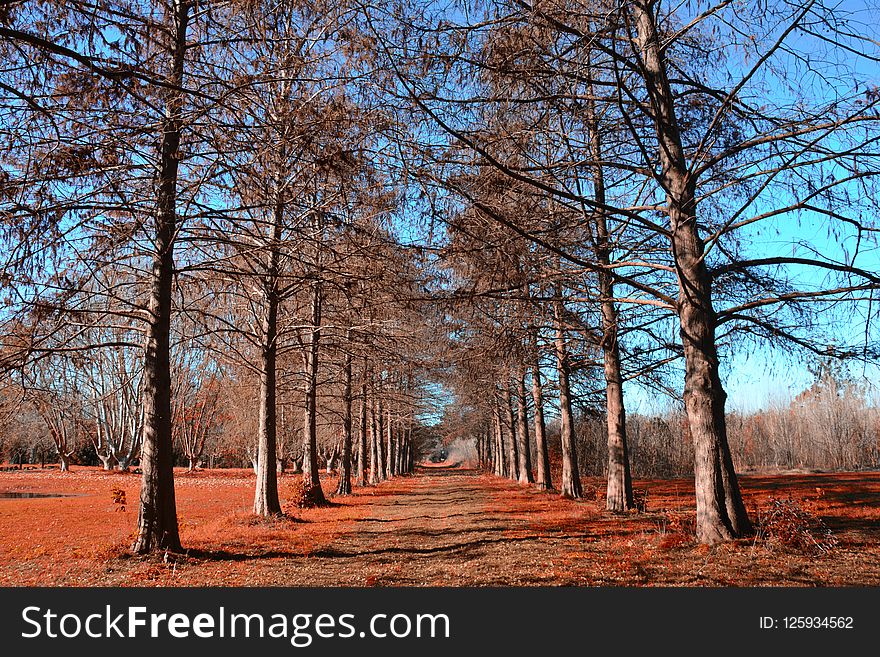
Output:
left=1, top=464, right=878, bottom=586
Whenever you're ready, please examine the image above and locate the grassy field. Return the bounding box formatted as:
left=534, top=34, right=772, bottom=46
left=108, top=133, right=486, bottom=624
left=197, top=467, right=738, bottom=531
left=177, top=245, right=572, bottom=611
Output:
left=1, top=465, right=878, bottom=586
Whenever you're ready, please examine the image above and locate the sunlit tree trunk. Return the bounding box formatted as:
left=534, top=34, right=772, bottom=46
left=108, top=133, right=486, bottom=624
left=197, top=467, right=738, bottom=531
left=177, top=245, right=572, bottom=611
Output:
left=515, top=367, right=534, bottom=483
left=631, top=0, right=750, bottom=541
left=502, top=381, right=519, bottom=481
left=585, top=82, right=633, bottom=513
left=132, top=0, right=190, bottom=554
left=369, top=392, right=380, bottom=484
left=337, top=335, right=354, bottom=495
left=492, top=402, right=505, bottom=477
left=406, top=427, right=415, bottom=472
left=530, top=330, right=552, bottom=490
left=375, top=397, right=386, bottom=481
left=385, top=404, right=395, bottom=478
left=553, top=296, right=582, bottom=499
left=253, top=195, right=284, bottom=517
left=356, top=365, right=368, bottom=486
left=301, top=271, right=326, bottom=504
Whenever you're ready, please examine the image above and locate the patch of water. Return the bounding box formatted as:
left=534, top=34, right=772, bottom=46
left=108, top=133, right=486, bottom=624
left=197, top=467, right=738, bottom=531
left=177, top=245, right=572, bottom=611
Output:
left=0, top=491, right=77, bottom=499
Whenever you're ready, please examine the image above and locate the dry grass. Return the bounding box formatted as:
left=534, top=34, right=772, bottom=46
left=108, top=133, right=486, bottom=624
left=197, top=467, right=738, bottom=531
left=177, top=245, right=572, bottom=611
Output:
left=0, top=465, right=878, bottom=586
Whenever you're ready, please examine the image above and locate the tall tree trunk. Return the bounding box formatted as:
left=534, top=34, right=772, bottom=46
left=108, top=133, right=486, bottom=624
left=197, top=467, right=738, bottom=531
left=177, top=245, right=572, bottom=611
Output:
left=515, top=367, right=534, bottom=483
left=253, top=200, right=283, bottom=516
left=356, top=367, right=368, bottom=486
left=337, top=340, right=353, bottom=495
left=530, top=331, right=552, bottom=490
left=121, top=418, right=141, bottom=471
left=492, top=402, right=505, bottom=477
left=399, top=427, right=407, bottom=473
left=584, top=80, right=634, bottom=513
left=554, top=297, right=582, bottom=499
left=502, top=382, right=519, bottom=481
left=631, top=0, right=750, bottom=542
left=601, top=305, right=633, bottom=513
left=301, top=275, right=326, bottom=504
left=385, top=405, right=395, bottom=478
left=484, top=425, right=493, bottom=471
left=368, top=393, right=380, bottom=484
left=376, top=397, right=386, bottom=481
left=395, top=422, right=404, bottom=474
left=401, top=434, right=410, bottom=473
left=132, top=0, right=189, bottom=555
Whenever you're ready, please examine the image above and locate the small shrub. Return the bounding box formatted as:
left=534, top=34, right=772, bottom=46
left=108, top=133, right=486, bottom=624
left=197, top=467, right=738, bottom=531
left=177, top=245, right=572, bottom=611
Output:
left=658, top=532, right=692, bottom=550
left=110, top=486, right=126, bottom=512
left=756, top=497, right=838, bottom=555
left=581, top=482, right=604, bottom=506
left=655, top=508, right=696, bottom=549
left=633, top=488, right=649, bottom=512
left=291, top=480, right=330, bottom=508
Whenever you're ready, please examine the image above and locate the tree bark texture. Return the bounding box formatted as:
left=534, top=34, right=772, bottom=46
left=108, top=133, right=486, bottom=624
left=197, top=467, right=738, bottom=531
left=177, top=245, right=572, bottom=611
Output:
left=554, top=297, right=582, bottom=499
left=631, top=0, right=750, bottom=541
left=132, top=0, right=189, bottom=554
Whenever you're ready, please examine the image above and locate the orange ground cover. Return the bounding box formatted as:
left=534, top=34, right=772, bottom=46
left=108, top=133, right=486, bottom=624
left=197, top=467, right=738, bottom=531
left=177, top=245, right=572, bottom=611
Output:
left=0, top=465, right=878, bottom=586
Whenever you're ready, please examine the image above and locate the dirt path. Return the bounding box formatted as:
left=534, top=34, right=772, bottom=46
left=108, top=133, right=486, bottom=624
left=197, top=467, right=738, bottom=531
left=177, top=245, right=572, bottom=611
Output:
left=2, top=465, right=880, bottom=586
left=188, top=465, right=880, bottom=586
left=304, top=466, right=564, bottom=586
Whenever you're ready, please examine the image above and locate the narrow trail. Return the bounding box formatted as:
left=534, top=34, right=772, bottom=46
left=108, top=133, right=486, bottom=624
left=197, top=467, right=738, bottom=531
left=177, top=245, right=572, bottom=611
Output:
left=304, top=466, right=581, bottom=585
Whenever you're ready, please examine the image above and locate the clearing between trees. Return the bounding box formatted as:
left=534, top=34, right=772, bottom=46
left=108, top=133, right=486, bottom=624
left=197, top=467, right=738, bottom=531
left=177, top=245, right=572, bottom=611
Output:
left=1, top=464, right=878, bottom=586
